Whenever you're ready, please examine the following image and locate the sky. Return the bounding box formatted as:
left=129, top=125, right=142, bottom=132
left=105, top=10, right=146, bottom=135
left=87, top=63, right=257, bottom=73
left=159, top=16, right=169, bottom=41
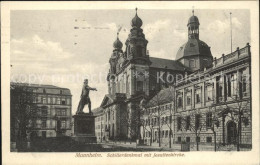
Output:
left=10, top=9, right=250, bottom=114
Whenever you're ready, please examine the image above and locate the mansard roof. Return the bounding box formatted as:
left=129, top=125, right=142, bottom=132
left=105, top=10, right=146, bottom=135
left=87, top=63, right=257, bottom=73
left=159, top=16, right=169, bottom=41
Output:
left=150, top=57, right=186, bottom=72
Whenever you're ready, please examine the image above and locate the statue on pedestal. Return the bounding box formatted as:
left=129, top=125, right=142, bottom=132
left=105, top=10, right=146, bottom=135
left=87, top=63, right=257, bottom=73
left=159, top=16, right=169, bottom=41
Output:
left=76, top=79, right=97, bottom=114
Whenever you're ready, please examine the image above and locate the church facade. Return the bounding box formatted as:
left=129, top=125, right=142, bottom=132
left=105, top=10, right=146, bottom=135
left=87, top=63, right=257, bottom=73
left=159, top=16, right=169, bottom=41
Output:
left=93, top=9, right=251, bottom=148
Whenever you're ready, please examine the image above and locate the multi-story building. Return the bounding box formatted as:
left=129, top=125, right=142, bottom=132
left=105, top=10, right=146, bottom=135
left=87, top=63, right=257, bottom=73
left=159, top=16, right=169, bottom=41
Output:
left=94, top=9, right=251, bottom=148
left=10, top=83, right=72, bottom=141
left=93, top=107, right=104, bottom=142
left=97, top=9, right=185, bottom=141
left=141, top=12, right=251, bottom=148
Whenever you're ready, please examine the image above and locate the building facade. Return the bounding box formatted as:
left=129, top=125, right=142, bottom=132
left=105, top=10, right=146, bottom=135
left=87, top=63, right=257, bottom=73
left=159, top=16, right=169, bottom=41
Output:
left=141, top=12, right=251, bottom=148
left=94, top=9, right=251, bottom=147
left=93, top=107, right=104, bottom=142
left=11, top=83, right=72, bottom=141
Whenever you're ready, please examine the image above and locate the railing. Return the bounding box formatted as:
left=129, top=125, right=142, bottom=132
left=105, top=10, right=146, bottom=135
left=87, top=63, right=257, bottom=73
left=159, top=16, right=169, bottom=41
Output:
left=213, top=43, right=250, bottom=67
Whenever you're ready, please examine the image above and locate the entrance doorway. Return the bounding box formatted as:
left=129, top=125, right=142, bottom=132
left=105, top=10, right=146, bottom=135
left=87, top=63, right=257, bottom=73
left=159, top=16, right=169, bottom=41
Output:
left=227, top=121, right=237, bottom=144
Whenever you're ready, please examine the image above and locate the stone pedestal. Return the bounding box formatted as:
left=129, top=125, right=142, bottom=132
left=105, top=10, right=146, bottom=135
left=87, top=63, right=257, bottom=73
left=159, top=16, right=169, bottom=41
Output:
left=72, top=113, right=97, bottom=143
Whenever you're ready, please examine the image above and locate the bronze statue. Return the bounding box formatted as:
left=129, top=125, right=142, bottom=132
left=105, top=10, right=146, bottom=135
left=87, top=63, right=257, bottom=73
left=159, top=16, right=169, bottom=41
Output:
left=76, top=79, right=97, bottom=114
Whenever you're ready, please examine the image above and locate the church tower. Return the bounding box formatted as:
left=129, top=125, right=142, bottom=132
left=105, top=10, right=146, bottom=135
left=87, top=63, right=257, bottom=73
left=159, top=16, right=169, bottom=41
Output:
left=124, top=8, right=150, bottom=97
left=125, top=8, right=149, bottom=62
left=107, top=33, right=123, bottom=95
left=176, top=10, right=213, bottom=72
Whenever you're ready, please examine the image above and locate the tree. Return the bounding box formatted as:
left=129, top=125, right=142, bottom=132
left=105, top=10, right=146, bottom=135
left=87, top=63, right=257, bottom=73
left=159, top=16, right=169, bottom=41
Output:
left=141, top=87, right=175, bottom=147
left=10, top=83, right=38, bottom=150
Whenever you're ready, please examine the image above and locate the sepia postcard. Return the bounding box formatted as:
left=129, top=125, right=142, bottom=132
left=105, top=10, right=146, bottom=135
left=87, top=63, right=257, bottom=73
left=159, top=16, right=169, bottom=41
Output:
left=1, top=1, right=259, bottom=165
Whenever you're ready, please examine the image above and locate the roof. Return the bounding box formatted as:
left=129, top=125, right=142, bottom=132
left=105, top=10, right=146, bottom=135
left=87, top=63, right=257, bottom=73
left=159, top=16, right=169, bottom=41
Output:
left=92, top=107, right=104, bottom=115
left=175, top=38, right=212, bottom=60
left=131, top=13, right=143, bottom=28
left=188, top=15, right=200, bottom=26
left=146, top=87, right=174, bottom=108
left=150, top=57, right=186, bottom=71
left=10, top=82, right=71, bottom=95
left=113, top=37, right=123, bottom=50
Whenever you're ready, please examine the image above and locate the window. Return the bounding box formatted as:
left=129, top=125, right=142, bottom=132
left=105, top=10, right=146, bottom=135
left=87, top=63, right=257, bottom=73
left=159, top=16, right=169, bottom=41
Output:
left=48, top=97, right=51, bottom=104
left=33, top=96, right=37, bottom=103
left=196, top=137, right=200, bottom=142
left=42, top=97, right=47, bottom=104
left=61, top=110, right=66, bottom=116
left=189, top=59, right=195, bottom=68
left=206, top=85, right=213, bottom=101
left=195, top=89, right=201, bottom=103
left=186, top=137, right=190, bottom=143
left=56, top=109, right=66, bottom=116
left=206, top=113, right=212, bottom=128
left=162, top=131, right=164, bottom=138
left=186, top=116, right=191, bottom=130
left=52, top=97, right=56, bottom=104
left=61, top=98, right=66, bottom=105
left=57, top=98, right=61, bottom=104
left=195, top=114, right=200, bottom=130
left=227, top=73, right=237, bottom=97
left=177, top=117, right=182, bottom=131
left=67, top=98, right=70, bottom=105
left=186, top=95, right=191, bottom=105
left=42, top=108, right=48, bottom=116
left=41, top=120, right=46, bottom=128
left=178, top=97, right=183, bottom=108
left=217, top=76, right=224, bottom=102
left=37, top=108, right=41, bottom=116
left=206, top=137, right=212, bottom=143
left=137, top=81, right=143, bottom=92
left=165, top=116, right=169, bottom=124
left=178, top=137, right=182, bottom=143
left=241, top=68, right=249, bottom=97
left=37, top=96, right=42, bottom=103
left=61, top=120, right=66, bottom=128
left=165, top=130, right=168, bottom=138
left=161, top=117, right=164, bottom=125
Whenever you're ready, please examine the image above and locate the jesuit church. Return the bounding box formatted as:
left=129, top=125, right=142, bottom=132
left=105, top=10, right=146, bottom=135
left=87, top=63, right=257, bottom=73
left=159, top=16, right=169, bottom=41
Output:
left=93, top=9, right=251, bottom=148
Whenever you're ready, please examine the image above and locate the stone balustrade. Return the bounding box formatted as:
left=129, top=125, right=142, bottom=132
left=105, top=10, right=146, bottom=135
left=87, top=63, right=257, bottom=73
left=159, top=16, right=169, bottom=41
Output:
left=213, top=43, right=250, bottom=67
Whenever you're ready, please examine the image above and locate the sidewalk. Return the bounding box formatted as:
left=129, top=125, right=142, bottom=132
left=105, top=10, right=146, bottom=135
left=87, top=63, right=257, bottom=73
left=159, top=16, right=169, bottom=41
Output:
left=101, top=141, right=181, bottom=151
left=100, top=141, right=251, bottom=152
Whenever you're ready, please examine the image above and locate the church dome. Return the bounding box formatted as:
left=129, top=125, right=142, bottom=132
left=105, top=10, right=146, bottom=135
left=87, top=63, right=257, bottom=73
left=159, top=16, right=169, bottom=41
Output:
left=131, top=8, right=143, bottom=28
left=187, top=15, right=200, bottom=26
left=113, top=37, right=123, bottom=50
left=176, top=38, right=212, bottom=60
